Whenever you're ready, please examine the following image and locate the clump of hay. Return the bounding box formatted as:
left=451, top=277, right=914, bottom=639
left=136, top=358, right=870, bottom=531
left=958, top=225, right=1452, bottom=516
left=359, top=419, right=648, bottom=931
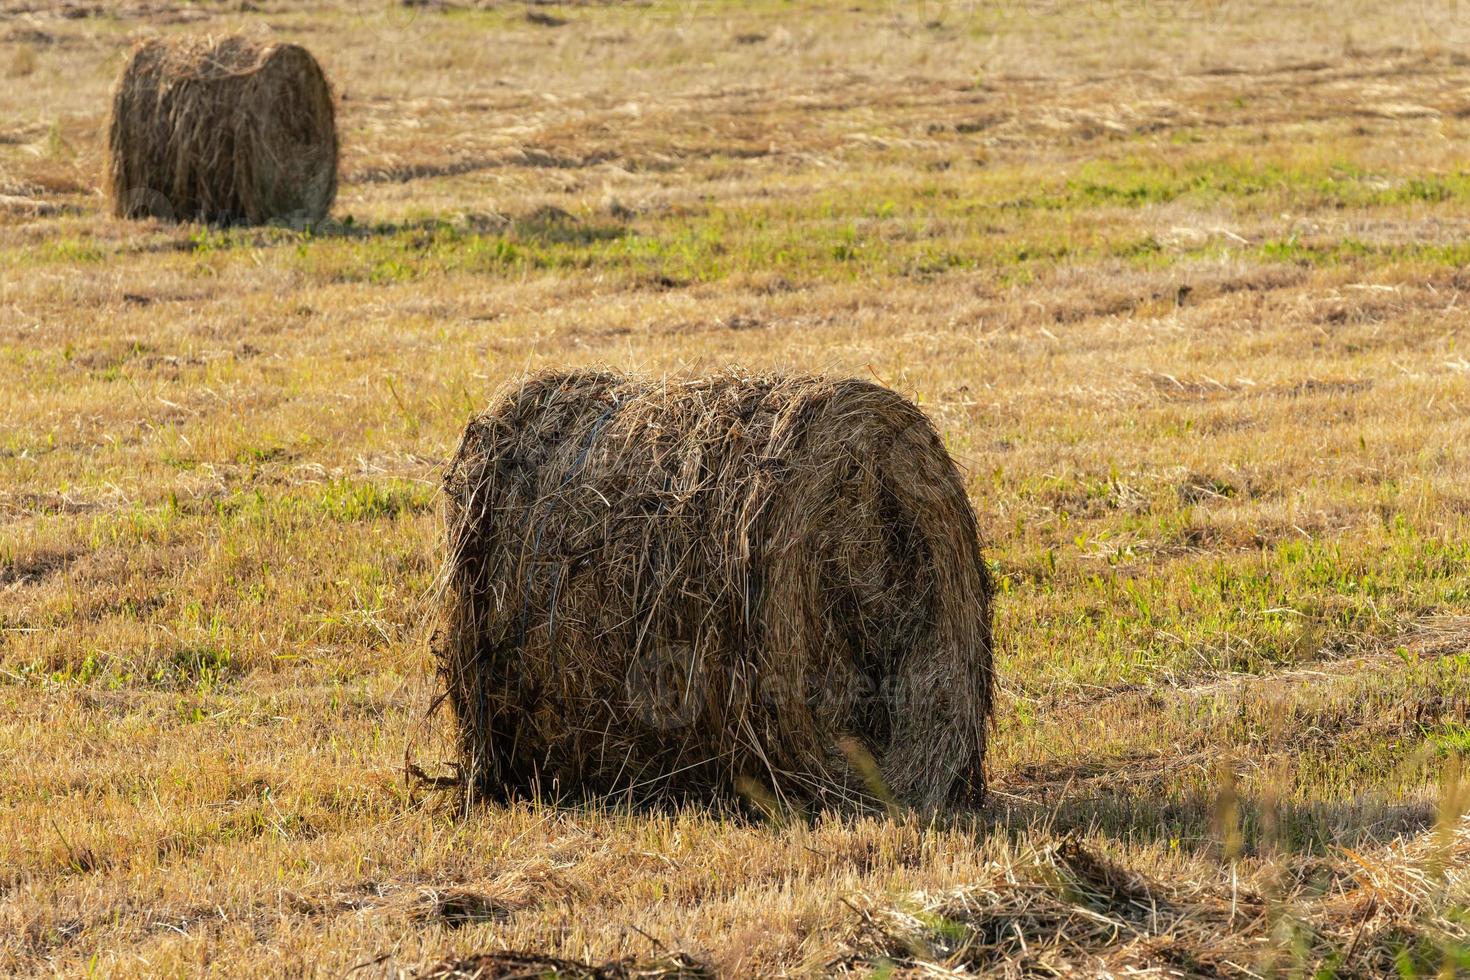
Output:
left=436, top=370, right=995, bottom=812
left=420, top=950, right=708, bottom=980
left=844, top=819, right=1470, bottom=976
left=105, top=35, right=337, bottom=226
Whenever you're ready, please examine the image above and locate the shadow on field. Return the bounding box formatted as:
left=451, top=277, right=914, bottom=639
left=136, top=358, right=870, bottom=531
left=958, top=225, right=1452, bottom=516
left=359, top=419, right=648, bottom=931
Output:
left=122, top=206, right=629, bottom=256
left=309, top=206, right=629, bottom=246
left=983, top=765, right=1438, bottom=859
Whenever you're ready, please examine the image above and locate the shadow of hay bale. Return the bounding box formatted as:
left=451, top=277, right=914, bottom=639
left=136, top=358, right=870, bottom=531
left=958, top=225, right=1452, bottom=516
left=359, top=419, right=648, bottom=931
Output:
left=105, top=34, right=337, bottom=227
left=434, top=370, right=996, bottom=813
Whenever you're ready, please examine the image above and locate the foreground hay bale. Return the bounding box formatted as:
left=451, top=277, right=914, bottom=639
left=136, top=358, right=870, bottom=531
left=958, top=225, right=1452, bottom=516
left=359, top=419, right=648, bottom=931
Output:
left=106, top=35, right=337, bottom=225
left=436, top=371, right=995, bottom=811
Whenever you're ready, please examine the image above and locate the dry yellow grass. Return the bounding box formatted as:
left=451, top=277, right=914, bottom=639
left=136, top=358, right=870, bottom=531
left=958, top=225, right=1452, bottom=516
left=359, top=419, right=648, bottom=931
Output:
left=2, top=1, right=1469, bottom=976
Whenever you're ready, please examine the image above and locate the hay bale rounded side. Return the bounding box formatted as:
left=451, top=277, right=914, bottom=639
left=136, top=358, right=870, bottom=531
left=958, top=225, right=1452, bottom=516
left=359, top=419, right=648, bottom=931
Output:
left=106, top=35, right=337, bottom=226
left=437, top=371, right=996, bottom=812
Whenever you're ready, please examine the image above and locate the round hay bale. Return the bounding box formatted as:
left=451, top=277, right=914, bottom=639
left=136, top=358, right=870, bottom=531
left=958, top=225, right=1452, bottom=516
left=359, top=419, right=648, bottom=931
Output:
left=105, top=35, right=337, bottom=226
left=436, top=371, right=996, bottom=812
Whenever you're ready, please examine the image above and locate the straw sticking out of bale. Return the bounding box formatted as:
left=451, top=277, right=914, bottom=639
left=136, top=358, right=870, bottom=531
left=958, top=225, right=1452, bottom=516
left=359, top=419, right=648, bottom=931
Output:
left=106, top=35, right=337, bottom=226
left=436, top=371, right=995, bottom=812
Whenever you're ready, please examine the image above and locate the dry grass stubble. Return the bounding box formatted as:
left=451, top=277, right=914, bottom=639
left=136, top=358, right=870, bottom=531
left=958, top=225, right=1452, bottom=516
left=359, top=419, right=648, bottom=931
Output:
left=1, top=0, right=1469, bottom=976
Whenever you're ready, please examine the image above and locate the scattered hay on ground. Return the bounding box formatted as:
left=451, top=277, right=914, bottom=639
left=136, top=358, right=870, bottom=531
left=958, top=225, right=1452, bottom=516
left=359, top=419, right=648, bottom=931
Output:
left=0, top=194, right=71, bottom=218
left=838, top=818, right=1470, bottom=978
left=417, top=950, right=709, bottom=980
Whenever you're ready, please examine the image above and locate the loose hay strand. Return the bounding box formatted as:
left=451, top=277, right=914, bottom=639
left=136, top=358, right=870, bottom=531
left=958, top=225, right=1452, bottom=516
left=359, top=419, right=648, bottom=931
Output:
left=105, top=34, right=338, bottom=226
left=435, top=370, right=996, bottom=812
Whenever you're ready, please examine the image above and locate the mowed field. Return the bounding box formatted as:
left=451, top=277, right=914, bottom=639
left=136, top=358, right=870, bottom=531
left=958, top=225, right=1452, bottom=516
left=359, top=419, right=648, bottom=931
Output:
left=3, top=0, right=1470, bottom=975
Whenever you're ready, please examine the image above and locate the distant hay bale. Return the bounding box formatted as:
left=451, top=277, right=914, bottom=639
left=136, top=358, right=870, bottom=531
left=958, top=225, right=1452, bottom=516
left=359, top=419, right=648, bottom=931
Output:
left=436, top=371, right=996, bottom=812
left=105, top=35, right=337, bottom=226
